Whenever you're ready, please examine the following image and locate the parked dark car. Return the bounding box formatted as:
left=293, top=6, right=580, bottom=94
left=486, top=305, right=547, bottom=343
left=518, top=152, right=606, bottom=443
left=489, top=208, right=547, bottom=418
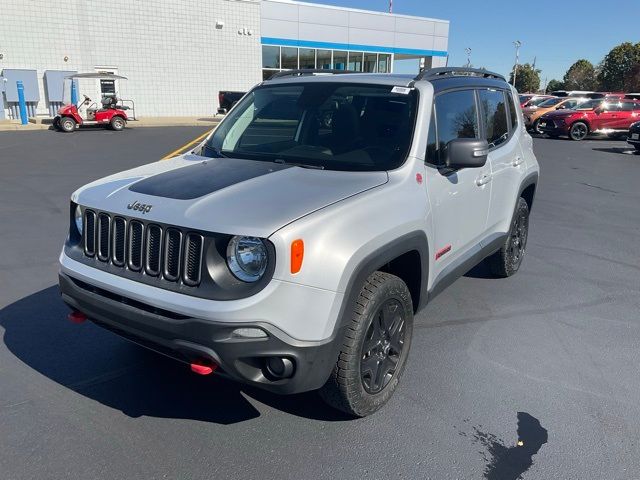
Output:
left=628, top=122, right=640, bottom=151
left=217, top=91, right=246, bottom=114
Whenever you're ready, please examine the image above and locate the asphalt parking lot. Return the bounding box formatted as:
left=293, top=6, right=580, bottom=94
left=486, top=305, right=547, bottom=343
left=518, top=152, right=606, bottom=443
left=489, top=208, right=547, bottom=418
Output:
left=1, top=128, right=639, bottom=480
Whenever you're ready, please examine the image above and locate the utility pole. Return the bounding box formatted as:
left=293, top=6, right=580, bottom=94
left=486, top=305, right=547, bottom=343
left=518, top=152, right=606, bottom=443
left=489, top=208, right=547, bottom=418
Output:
left=512, top=40, right=522, bottom=89
left=465, top=48, right=471, bottom=68
left=389, top=0, right=393, bottom=13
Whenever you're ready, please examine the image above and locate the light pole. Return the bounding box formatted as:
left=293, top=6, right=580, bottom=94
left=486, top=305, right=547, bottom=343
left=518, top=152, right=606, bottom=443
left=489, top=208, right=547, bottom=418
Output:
left=465, top=48, right=471, bottom=68
left=512, top=40, right=522, bottom=89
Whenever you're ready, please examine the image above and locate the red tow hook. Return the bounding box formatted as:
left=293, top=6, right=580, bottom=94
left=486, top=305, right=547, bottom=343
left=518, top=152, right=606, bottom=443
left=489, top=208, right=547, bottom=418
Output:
left=68, top=310, right=87, bottom=324
left=190, top=362, right=218, bottom=375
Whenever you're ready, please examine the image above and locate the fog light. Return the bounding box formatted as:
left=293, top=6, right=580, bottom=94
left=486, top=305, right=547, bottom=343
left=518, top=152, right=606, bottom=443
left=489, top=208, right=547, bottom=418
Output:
left=232, top=327, right=267, bottom=339
left=265, top=357, right=294, bottom=379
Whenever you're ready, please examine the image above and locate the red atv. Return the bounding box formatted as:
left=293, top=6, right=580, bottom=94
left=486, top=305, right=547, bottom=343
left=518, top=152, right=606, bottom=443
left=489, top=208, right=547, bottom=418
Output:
left=53, top=73, right=130, bottom=133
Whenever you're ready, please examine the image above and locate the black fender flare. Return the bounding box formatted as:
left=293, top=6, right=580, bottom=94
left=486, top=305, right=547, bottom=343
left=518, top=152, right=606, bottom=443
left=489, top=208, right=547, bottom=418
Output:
left=331, top=231, right=430, bottom=338
left=518, top=171, right=539, bottom=211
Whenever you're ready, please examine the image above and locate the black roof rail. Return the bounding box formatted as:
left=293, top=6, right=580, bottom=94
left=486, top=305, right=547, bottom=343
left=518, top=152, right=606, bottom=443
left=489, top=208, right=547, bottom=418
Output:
left=268, top=69, right=361, bottom=80
left=413, top=67, right=506, bottom=83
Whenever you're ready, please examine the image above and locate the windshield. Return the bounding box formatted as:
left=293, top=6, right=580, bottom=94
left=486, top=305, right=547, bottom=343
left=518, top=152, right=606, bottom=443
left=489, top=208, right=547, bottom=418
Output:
left=519, top=95, right=533, bottom=103
left=528, top=97, right=550, bottom=107
left=202, top=82, right=418, bottom=172
left=576, top=99, right=601, bottom=110
left=538, top=98, right=563, bottom=107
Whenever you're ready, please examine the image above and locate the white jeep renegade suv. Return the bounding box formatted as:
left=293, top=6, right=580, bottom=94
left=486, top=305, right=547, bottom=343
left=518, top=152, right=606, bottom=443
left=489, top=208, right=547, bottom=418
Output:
left=59, top=68, right=539, bottom=417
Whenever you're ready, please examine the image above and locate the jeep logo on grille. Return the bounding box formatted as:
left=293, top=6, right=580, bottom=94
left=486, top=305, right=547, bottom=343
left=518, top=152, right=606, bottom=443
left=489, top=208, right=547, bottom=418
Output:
left=127, top=201, right=153, bottom=214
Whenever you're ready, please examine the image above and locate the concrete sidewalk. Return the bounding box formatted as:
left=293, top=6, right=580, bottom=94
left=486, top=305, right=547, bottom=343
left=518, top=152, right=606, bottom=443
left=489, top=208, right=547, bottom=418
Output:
left=0, top=116, right=222, bottom=131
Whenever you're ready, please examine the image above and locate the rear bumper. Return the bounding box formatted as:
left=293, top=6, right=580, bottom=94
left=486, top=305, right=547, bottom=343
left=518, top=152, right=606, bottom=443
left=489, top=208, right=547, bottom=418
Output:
left=59, top=272, right=340, bottom=394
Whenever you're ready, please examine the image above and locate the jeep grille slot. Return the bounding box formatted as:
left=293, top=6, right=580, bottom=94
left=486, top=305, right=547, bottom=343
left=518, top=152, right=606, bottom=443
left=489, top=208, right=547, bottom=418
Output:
left=97, top=213, right=111, bottom=262
left=128, top=220, right=144, bottom=272
left=163, top=228, right=182, bottom=281
left=84, top=210, right=97, bottom=257
left=183, top=233, right=204, bottom=286
left=80, top=210, right=206, bottom=288
left=145, top=224, right=162, bottom=277
left=112, top=217, right=126, bottom=266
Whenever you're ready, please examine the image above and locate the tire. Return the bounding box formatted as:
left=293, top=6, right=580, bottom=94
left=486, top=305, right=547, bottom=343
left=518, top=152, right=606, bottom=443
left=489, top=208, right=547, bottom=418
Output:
left=569, top=121, right=589, bottom=141
left=319, top=271, right=413, bottom=417
left=488, top=197, right=530, bottom=277
left=532, top=119, right=542, bottom=134
left=59, top=117, right=76, bottom=133
left=110, top=116, right=126, bottom=131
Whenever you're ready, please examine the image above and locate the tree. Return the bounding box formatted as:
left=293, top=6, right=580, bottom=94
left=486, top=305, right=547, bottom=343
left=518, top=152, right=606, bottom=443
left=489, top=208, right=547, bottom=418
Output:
left=563, top=59, right=596, bottom=90
left=597, top=42, right=640, bottom=91
left=546, top=79, right=564, bottom=93
left=624, top=63, right=640, bottom=92
left=509, top=63, right=541, bottom=93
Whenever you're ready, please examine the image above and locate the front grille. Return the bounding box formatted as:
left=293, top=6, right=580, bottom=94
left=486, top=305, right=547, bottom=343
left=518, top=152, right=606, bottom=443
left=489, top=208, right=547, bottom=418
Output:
left=163, top=228, right=182, bottom=281
left=97, top=213, right=111, bottom=261
left=82, top=210, right=204, bottom=287
left=184, top=233, right=204, bottom=286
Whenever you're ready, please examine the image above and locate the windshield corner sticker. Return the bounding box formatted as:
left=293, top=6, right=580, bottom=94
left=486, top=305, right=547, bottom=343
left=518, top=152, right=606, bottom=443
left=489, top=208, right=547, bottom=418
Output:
left=391, top=86, right=411, bottom=95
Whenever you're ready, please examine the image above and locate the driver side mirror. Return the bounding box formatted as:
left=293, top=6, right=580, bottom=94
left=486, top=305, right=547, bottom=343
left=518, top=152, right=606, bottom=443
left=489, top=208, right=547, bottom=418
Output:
left=556, top=105, right=565, bottom=110
left=595, top=107, right=604, bottom=114
left=444, top=138, right=489, bottom=169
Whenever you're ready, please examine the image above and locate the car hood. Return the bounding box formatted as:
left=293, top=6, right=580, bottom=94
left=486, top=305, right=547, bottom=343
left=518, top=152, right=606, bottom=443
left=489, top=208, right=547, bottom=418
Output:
left=73, top=154, right=389, bottom=238
left=541, top=109, right=581, bottom=118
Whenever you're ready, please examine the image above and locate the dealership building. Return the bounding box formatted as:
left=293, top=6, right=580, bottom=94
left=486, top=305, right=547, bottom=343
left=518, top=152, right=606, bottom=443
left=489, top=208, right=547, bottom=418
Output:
left=0, top=0, right=449, bottom=118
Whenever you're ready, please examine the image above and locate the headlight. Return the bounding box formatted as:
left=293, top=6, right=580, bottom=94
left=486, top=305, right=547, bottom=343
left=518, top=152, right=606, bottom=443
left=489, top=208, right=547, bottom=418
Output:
left=226, top=236, right=268, bottom=282
left=74, top=205, right=83, bottom=235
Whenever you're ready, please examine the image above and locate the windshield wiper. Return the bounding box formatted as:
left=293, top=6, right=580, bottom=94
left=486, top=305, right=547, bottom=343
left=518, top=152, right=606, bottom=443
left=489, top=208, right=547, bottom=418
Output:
left=273, top=158, right=324, bottom=170
left=200, top=143, right=228, bottom=158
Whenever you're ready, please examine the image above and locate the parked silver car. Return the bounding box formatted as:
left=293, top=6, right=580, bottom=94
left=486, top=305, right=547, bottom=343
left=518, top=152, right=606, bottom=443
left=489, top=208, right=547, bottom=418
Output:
left=59, top=68, right=539, bottom=416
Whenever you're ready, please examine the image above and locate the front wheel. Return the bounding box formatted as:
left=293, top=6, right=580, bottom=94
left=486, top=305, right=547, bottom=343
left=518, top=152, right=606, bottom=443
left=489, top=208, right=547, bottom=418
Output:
left=532, top=119, right=543, bottom=134
left=319, top=271, right=413, bottom=417
left=110, top=116, right=126, bottom=131
left=59, top=117, right=76, bottom=133
left=569, top=121, right=589, bottom=141
left=488, top=197, right=530, bottom=277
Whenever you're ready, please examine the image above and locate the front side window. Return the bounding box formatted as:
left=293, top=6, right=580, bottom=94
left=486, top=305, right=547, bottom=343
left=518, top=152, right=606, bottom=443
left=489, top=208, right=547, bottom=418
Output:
left=478, top=89, right=509, bottom=148
left=507, top=91, right=519, bottom=128
left=202, top=83, right=418, bottom=172
left=434, top=89, right=479, bottom=154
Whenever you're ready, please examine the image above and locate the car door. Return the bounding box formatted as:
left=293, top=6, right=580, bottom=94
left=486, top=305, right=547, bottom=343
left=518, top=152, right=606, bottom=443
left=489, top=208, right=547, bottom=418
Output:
left=425, top=89, right=492, bottom=278
left=618, top=101, right=640, bottom=129
left=593, top=101, right=621, bottom=131
left=481, top=88, right=524, bottom=237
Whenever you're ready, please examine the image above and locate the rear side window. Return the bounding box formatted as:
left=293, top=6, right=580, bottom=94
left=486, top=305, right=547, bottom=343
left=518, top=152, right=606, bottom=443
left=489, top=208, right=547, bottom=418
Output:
left=621, top=102, right=638, bottom=111
left=429, top=90, right=479, bottom=166
left=478, top=89, right=509, bottom=148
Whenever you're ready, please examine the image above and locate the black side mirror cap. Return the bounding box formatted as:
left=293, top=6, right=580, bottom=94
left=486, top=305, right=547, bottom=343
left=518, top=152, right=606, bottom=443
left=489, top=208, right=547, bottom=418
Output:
left=444, top=138, right=489, bottom=169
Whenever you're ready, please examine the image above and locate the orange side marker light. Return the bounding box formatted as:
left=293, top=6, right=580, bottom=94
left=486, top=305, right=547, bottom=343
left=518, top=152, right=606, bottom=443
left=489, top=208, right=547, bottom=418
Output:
left=291, top=239, right=304, bottom=274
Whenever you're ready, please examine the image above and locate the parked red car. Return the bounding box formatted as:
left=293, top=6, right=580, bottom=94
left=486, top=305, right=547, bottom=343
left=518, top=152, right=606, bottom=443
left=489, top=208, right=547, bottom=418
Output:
left=538, top=98, right=640, bottom=140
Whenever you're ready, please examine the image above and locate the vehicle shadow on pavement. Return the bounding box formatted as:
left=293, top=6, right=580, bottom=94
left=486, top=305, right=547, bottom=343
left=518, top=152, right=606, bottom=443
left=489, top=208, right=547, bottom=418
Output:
left=0, top=286, right=351, bottom=424
left=592, top=147, right=639, bottom=155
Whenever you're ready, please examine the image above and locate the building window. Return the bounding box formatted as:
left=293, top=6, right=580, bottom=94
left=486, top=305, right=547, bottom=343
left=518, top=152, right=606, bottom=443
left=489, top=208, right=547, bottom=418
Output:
left=364, top=53, right=378, bottom=73
left=333, top=50, right=347, bottom=70
left=317, top=49, right=332, bottom=69
left=262, top=46, right=280, bottom=69
left=281, top=47, right=298, bottom=70
left=348, top=52, right=363, bottom=71
left=378, top=54, right=391, bottom=73
left=299, top=48, right=316, bottom=69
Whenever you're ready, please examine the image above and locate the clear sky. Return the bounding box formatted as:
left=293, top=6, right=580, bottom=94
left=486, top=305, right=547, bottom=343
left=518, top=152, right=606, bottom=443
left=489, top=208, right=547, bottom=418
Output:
left=313, top=0, right=639, bottom=85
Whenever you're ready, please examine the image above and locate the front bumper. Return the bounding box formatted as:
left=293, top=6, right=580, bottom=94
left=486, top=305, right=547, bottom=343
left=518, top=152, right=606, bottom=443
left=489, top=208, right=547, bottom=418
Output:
left=539, top=121, right=568, bottom=136
left=59, top=272, right=340, bottom=394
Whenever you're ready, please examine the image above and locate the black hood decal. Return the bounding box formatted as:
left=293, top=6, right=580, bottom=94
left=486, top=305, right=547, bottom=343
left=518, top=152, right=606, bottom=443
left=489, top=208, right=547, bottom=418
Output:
left=129, top=158, right=290, bottom=200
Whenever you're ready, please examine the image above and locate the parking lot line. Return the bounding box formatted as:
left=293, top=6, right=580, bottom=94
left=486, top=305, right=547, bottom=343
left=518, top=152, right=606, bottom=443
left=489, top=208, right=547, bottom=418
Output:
left=161, top=129, right=212, bottom=160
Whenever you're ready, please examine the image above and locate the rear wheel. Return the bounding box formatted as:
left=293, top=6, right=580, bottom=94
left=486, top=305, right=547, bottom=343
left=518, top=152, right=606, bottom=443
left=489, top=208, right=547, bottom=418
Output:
left=569, top=121, right=589, bottom=141
left=319, top=271, right=413, bottom=417
left=488, top=197, right=530, bottom=277
left=110, top=116, right=126, bottom=131
left=59, top=117, right=76, bottom=133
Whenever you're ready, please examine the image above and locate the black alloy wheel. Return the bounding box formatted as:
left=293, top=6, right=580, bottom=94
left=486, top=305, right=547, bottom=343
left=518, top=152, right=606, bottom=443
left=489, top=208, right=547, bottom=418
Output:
left=569, top=122, right=588, bottom=141
left=360, top=298, right=406, bottom=394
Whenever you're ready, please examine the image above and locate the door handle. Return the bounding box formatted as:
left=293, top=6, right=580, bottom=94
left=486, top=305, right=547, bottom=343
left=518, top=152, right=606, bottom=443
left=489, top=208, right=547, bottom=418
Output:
left=512, top=156, right=524, bottom=167
left=475, top=174, right=492, bottom=186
